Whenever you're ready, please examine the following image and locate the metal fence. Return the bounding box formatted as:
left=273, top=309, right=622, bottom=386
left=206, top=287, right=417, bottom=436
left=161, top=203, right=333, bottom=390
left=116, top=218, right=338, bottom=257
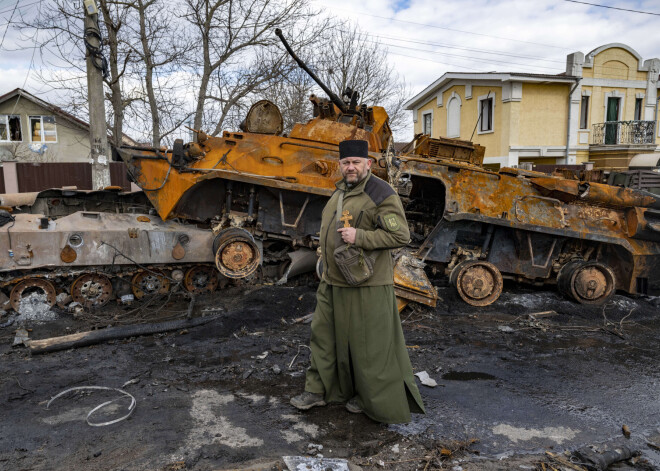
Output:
left=16, top=162, right=93, bottom=192
left=5, top=162, right=132, bottom=193
left=592, top=120, right=656, bottom=145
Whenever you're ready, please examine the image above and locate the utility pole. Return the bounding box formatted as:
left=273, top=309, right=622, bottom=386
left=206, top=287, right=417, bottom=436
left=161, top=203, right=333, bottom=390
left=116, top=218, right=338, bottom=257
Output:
left=83, top=0, right=111, bottom=189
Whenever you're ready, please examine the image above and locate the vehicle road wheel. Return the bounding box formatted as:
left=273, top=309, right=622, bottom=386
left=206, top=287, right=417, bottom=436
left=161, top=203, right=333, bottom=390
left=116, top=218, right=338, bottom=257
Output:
left=71, top=274, right=113, bottom=309
left=213, top=228, right=261, bottom=279
left=558, top=260, right=615, bottom=305
left=10, top=278, right=57, bottom=312
left=183, top=265, right=218, bottom=294
left=453, top=260, right=503, bottom=306
left=131, top=270, right=171, bottom=299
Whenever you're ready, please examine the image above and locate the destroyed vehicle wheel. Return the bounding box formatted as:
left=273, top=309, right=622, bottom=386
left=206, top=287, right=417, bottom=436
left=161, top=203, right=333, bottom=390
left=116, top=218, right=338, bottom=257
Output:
left=10, top=278, right=57, bottom=312
left=213, top=228, right=261, bottom=279
left=184, top=265, right=218, bottom=294
left=452, top=260, right=503, bottom=306
left=71, top=274, right=113, bottom=309
left=131, top=270, right=171, bottom=299
left=557, top=260, right=615, bottom=305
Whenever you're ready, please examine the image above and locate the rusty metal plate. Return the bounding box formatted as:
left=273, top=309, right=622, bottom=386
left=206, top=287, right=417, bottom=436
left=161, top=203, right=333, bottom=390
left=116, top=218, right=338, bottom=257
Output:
left=60, top=245, right=77, bottom=263
left=172, top=242, right=186, bottom=260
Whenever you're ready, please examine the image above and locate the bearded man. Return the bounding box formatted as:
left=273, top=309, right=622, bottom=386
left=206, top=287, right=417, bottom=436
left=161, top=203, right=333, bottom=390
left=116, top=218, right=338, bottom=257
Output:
left=290, top=139, right=425, bottom=424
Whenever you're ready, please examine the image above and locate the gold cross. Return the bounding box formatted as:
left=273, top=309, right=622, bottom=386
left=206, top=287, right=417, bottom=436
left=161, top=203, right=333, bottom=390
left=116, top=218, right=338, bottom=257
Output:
left=339, top=210, right=353, bottom=228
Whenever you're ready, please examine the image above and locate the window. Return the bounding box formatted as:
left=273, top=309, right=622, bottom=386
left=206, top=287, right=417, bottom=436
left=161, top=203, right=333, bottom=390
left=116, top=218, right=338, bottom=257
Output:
left=0, top=115, right=22, bottom=142
left=30, top=115, right=57, bottom=143
left=634, top=98, right=643, bottom=121
left=580, top=96, right=589, bottom=129
left=447, top=96, right=461, bottom=138
left=423, top=112, right=432, bottom=136
left=479, top=96, right=493, bottom=133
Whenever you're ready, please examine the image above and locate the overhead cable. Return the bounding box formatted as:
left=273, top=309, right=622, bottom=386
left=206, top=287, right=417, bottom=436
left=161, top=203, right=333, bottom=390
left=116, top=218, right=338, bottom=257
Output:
left=0, top=0, right=18, bottom=50
left=0, top=0, right=40, bottom=16
left=310, top=1, right=567, bottom=49
left=563, top=0, right=660, bottom=16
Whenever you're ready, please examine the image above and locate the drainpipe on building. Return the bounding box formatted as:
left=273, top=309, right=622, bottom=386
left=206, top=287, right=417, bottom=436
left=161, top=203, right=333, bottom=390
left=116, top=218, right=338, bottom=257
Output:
left=653, top=97, right=660, bottom=142
left=566, top=78, right=581, bottom=162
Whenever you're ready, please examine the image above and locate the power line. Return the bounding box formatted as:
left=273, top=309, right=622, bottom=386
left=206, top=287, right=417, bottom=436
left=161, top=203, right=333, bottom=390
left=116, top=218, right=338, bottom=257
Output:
left=311, top=1, right=568, bottom=49
left=358, top=31, right=566, bottom=64
left=563, top=0, right=660, bottom=16
left=358, top=30, right=646, bottom=76
left=0, top=0, right=40, bottom=16
left=0, top=0, right=17, bottom=50
left=388, top=51, right=484, bottom=71
left=373, top=40, right=561, bottom=72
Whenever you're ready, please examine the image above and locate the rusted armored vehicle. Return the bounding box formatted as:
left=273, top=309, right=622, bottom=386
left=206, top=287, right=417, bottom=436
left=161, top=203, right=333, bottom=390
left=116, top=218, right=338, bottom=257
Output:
left=0, top=29, right=437, bottom=313
left=396, top=135, right=660, bottom=305
left=113, top=29, right=438, bottom=309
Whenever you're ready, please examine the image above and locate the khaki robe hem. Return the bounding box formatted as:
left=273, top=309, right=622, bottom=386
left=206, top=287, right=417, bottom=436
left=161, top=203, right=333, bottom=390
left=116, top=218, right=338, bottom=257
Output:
left=304, top=281, right=425, bottom=424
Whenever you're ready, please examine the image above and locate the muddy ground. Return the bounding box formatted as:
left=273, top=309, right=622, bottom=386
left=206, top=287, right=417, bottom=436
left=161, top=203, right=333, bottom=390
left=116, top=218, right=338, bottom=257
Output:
left=1, top=279, right=660, bottom=471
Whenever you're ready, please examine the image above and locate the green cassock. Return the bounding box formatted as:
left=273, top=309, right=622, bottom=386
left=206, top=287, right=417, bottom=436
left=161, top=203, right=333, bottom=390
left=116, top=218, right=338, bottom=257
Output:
left=304, top=172, right=425, bottom=424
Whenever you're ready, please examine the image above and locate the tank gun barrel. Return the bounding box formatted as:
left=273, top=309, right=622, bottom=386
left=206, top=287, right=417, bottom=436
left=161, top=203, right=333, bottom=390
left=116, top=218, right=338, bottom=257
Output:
left=275, top=28, right=348, bottom=114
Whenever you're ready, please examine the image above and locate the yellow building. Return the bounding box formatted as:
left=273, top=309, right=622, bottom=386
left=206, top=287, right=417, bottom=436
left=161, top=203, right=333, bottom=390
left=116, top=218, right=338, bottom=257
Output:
left=404, top=43, right=660, bottom=170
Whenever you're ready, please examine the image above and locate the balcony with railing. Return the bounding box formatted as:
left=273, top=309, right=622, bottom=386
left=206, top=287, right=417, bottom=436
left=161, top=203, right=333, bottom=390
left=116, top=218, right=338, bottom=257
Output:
left=592, top=120, right=656, bottom=145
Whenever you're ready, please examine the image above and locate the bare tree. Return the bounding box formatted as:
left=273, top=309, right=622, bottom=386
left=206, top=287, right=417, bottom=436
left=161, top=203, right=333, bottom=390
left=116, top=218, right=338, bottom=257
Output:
left=123, top=0, right=193, bottom=147
left=181, top=0, right=324, bottom=135
left=98, top=0, right=136, bottom=147
left=21, top=0, right=404, bottom=150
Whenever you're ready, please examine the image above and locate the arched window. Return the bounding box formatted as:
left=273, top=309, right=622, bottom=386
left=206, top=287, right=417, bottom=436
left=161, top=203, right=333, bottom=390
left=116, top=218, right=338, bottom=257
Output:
left=447, top=94, right=461, bottom=138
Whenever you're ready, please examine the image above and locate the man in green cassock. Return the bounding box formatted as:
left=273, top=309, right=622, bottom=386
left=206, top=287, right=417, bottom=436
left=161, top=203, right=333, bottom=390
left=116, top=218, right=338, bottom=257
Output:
left=290, top=139, right=425, bottom=424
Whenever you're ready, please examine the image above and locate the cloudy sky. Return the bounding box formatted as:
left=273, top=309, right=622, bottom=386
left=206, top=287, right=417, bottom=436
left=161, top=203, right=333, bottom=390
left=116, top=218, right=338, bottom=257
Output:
left=309, top=0, right=660, bottom=94
left=0, top=0, right=658, bottom=137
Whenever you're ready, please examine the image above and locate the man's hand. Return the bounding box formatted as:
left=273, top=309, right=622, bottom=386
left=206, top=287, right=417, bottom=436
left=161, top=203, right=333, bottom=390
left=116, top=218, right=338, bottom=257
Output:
left=337, top=227, right=357, bottom=244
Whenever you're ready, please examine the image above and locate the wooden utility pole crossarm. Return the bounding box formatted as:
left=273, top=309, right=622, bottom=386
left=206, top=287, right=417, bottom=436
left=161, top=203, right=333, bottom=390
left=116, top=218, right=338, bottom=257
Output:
left=83, top=0, right=111, bottom=189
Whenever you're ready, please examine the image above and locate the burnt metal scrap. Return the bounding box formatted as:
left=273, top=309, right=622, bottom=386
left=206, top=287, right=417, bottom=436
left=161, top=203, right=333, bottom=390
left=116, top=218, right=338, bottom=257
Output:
left=1, top=29, right=660, bottom=313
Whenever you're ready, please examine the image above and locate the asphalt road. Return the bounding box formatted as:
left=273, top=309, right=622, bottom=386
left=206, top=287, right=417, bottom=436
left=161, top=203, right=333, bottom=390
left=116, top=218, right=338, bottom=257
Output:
left=1, top=282, right=659, bottom=470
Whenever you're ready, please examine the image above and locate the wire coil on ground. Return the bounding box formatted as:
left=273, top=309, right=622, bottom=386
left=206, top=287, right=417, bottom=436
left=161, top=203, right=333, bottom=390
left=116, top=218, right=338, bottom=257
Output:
left=46, top=386, right=136, bottom=427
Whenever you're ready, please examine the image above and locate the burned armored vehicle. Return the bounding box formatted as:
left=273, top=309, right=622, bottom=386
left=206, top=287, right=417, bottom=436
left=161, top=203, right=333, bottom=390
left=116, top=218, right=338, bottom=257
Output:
left=396, top=135, right=660, bottom=306
left=113, top=29, right=438, bottom=309
left=0, top=188, right=221, bottom=311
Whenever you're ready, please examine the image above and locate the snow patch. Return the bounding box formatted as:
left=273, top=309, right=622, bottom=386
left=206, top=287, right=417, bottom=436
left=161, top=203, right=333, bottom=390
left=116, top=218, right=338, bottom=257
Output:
left=42, top=404, right=121, bottom=425
left=492, top=424, right=578, bottom=444
left=237, top=392, right=266, bottom=403
left=172, top=389, right=263, bottom=461
left=281, top=413, right=319, bottom=438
